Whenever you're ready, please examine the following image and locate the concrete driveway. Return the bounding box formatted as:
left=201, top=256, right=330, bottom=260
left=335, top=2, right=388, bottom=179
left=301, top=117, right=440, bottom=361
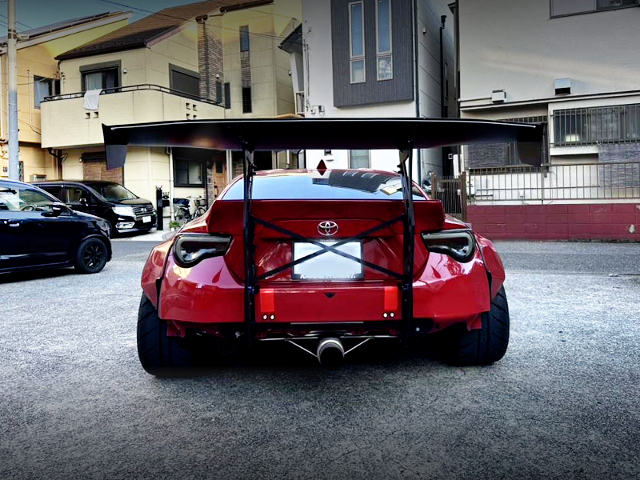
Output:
left=0, top=240, right=639, bottom=480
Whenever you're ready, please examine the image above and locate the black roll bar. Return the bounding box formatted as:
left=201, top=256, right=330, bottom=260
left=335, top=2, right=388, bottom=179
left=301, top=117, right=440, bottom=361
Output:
left=241, top=145, right=417, bottom=340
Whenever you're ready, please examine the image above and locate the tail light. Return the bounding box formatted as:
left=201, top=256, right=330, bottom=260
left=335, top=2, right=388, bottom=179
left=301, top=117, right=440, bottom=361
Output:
left=421, top=230, right=476, bottom=263
left=173, top=234, right=231, bottom=267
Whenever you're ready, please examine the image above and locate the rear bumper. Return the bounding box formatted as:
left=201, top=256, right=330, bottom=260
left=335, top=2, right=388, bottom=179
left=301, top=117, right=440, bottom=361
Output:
left=150, top=248, right=491, bottom=336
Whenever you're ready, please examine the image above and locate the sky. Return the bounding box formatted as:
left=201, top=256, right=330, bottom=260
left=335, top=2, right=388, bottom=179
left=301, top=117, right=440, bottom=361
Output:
left=1, top=0, right=205, bottom=32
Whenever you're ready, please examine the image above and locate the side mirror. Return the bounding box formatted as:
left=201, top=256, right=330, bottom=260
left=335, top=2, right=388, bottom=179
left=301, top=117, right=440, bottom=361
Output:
left=44, top=202, right=70, bottom=217
left=79, top=198, right=89, bottom=207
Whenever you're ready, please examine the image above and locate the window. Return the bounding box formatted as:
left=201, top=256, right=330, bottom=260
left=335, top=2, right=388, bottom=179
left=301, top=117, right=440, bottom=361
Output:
left=169, top=64, right=200, bottom=97
left=444, top=62, right=450, bottom=100
left=349, top=2, right=365, bottom=84
left=0, top=185, right=57, bottom=213
left=224, top=83, right=231, bottom=109
left=64, top=187, right=90, bottom=205
left=175, top=159, right=204, bottom=187
left=551, top=0, right=637, bottom=17
left=240, top=25, right=250, bottom=52
left=216, top=81, right=223, bottom=104
left=222, top=171, right=425, bottom=201
left=38, top=185, right=62, bottom=200
left=376, top=0, right=393, bottom=81
left=349, top=150, right=370, bottom=169
left=553, top=104, right=640, bottom=146
left=81, top=62, right=120, bottom=92
left=242, top=87, right=252, bottom=114
left=34, top=76, right=59, bottom=108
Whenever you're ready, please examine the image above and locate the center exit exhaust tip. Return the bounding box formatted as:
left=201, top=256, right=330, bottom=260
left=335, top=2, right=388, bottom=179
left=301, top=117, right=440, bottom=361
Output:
left=317, top=337, right=344, bottom=370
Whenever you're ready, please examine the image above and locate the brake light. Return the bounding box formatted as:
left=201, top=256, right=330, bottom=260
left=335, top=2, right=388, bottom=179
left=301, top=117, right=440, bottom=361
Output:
left=421, top=230, right=476, bottom=263
left=173, top=234, right=231, bottom=267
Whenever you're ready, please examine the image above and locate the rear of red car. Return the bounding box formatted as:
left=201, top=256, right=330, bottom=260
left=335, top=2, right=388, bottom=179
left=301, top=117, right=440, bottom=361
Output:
left=139, top=170, right=508, bottom=374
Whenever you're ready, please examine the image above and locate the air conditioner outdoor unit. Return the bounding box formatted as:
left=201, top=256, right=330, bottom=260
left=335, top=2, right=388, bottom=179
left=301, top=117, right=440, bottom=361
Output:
left=491, top=90, right=507, bottom=103
left=31, top=174, right=47, bottom=182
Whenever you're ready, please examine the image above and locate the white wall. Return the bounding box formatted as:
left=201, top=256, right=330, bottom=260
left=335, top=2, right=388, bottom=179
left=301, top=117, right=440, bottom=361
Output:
left=458, top=0, right=640, bottom=109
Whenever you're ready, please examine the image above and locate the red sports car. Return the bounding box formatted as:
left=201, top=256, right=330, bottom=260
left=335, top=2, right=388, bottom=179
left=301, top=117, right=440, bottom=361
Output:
left=103, top=118, right=542, bottom=375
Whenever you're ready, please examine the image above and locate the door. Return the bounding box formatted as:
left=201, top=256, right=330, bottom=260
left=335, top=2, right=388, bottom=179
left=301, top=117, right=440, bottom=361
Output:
left=63, top=185, right=101, bottom=218
left=0, top=184, right=77, bottom=270
left=0, top=208, right=33, bottom=270
left=213, top=160, right=227, bottom=198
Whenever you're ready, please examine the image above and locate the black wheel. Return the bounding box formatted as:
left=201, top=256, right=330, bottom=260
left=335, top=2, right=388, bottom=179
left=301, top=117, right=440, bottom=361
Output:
left=444, top=286, right=510, bottom=366
left=137, top=294, right=193, bottom=376
left=74, top=237, right=108, bottom=274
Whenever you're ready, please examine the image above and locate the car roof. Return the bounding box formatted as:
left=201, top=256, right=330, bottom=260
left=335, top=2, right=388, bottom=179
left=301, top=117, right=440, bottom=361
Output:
left=1, top=179, right=38, bottom=187
left=33, top=180, right=119, bottom=186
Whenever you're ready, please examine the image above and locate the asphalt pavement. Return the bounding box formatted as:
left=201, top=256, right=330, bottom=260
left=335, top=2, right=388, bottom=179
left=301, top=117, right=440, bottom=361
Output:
left=1, top=240, right=639, bottom=480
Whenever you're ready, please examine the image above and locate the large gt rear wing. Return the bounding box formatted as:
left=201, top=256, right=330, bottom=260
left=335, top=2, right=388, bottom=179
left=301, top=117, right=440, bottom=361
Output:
left=103, top=118, right=543, bottom=340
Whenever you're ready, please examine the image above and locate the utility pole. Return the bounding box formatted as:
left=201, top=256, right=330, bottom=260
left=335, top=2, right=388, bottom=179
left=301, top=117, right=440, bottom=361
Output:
left=7, top=0, right=19, bottom=181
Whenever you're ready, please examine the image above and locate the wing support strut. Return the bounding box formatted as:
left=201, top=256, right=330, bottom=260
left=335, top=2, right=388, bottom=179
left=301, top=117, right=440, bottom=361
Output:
left=242, top=145, right=417, bottom=340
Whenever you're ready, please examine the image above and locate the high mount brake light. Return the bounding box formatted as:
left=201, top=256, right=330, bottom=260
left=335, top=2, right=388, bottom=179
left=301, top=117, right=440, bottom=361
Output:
left=421, top=230, right=476, bottom=263
left=173, top=234, right=231, bottom=267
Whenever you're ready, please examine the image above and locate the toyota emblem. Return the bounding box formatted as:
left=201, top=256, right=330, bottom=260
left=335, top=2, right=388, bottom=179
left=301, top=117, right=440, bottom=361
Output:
left=318, top=221, right=339, bottom=237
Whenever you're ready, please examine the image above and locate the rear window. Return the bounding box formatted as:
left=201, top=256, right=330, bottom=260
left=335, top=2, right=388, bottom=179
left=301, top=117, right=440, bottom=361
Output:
left=222, top=171, right=425, bottom=200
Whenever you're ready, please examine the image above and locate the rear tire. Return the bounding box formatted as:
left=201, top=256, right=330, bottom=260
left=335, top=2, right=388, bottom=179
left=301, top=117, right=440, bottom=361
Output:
left=444, top=286, right=510, bottom=366
left=137, top=294, right=193, bottom=376
left=74, top=237, right=108, bottom=274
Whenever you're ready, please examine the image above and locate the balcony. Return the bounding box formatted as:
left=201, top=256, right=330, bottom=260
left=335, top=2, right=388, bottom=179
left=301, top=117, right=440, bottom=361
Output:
left=41, top=84, right=225, bottom=149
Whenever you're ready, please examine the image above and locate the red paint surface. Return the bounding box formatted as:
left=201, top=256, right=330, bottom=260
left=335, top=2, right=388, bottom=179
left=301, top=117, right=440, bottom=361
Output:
left=141, top=197, right=502, bottom=337
left=468, top=204, right=640, bottom=241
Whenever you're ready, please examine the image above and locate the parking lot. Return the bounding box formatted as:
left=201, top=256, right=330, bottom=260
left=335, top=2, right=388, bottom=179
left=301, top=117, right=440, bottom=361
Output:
left=1, top=240, right=639, bottom=480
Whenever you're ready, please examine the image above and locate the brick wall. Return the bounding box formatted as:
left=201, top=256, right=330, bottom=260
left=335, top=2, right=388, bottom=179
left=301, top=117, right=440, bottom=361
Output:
left=83, top=161, right=123, bottom=184
left=468, top=204, right=640, bottom=241
left=467, top=143, right=508, bottom=169
left=197, top=16, right=224, bottom=101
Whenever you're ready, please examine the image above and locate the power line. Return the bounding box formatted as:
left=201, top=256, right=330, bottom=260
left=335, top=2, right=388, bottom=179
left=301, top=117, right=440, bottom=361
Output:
left=0, top=12, right=31, bottom=30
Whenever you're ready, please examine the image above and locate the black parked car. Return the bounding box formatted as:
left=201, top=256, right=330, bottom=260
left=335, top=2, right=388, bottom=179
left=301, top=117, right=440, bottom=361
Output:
left=0, top=179, right=112, bottom=274
left=33, top=180, right=157, bottom=236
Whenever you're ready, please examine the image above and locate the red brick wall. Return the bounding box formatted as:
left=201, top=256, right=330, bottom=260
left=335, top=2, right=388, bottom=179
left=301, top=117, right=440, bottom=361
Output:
left=468, top=204, right=640, bottom=241
left=83, top=161, right=124, bottom=184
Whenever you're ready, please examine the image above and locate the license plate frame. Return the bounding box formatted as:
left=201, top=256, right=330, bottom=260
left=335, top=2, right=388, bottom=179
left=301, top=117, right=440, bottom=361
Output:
left=292, top=241, right=364, bottom=281
left=142, top=216, right=152, bottom=224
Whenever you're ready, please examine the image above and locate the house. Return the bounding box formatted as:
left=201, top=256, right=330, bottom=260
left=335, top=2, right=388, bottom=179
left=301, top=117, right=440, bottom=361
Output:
left=41, top=0, right=302, bottom=208
left=455, top=0, right=640, bottom=241
left=279, top=0, right=457, bottom=181
left=0, top=12, right=132, bottom=183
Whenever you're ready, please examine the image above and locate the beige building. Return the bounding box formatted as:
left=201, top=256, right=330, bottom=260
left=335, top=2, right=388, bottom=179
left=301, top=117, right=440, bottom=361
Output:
left=41, top=0, right=302, bottom=208
left=0, top=12, right=131, bottom=183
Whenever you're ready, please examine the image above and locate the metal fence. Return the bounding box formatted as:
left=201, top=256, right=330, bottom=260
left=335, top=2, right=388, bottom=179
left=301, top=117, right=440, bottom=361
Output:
left=43, top=84, right=223, bottom=106
left=467, top=161, right=640, bottom=203
left=430, top=172, right=467, bottom=220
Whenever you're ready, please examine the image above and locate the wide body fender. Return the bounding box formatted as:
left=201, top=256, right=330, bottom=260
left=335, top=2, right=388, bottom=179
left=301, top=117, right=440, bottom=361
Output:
left=141, top=236, right=503, bottom=332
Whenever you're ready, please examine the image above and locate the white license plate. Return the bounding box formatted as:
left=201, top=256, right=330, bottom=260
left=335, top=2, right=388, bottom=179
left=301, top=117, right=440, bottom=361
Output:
left=293, top=241, right=363, bottom=280
left=142, top=216, right=152, bottom=223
